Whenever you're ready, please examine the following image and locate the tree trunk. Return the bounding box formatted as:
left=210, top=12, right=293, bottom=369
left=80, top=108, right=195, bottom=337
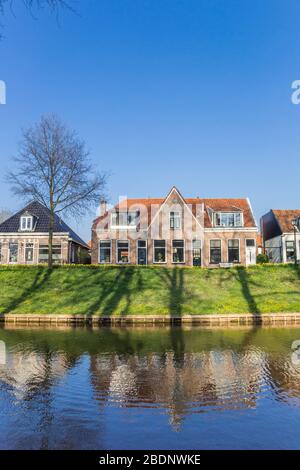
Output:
left=48, top=206, right=54, bottom=268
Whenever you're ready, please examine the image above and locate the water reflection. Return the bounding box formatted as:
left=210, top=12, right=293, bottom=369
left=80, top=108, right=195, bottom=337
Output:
left=0, top=326, right=300, bottom=449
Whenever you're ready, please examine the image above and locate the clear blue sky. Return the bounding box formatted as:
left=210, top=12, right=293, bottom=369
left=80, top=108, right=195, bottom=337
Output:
left=0, top=0, right=300, bottom=242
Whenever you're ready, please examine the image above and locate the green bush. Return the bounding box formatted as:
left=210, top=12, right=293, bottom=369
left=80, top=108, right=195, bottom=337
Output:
left=257, top=253, right=269, bottom=264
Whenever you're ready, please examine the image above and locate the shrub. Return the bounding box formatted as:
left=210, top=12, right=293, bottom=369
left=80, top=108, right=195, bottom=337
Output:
left=257, top=253, right=269, bottom=264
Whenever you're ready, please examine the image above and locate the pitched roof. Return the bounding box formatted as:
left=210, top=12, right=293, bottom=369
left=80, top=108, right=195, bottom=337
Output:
left=92, top=194, right=257, bottom=229
left=0, top=201, right=88, bottom=247
left=271, top=209, right=300, bottom=233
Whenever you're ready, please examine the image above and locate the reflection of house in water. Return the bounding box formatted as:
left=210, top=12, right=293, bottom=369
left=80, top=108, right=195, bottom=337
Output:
left=0, top=350, right=71, bottom=400
left=265, top=352, right=300, bottom=402
left=90, top=349, right=265, bottom=429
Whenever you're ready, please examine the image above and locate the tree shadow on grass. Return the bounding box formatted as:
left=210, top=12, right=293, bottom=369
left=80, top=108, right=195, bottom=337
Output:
left=155, top=267, right=185, bottom=366
left=85, top=266, right=136, bottom=317
left=235, top=267, right=260, bottom=315
left=0, top=267, right=52, bottom=315
left=155, top=266, right=184, bottom=318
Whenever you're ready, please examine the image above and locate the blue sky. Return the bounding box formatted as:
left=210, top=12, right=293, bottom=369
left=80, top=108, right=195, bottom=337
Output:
left=0, top=0, right=300, bottom=241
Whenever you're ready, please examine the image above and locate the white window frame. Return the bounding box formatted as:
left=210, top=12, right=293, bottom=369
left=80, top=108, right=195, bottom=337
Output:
left=8, top=242, right=19, bottom=264
left=111, top=212, right=138, bottom=230
left=136, top=240, right=147, bottom=265
left=25, top=243, right=34, bottom=263
left=214, top=212, right=244, bottom=228
left=172, top=239, right=185, bottom=263
left=99, top=240, right=112, bottom=264
left=20, top=215, right=33, bottom=231
left=153, top=239, right=167, bottom=264
left=228, top=239, right=240, bottom=263
left=170, top=211, right=181, bottom=230
left=116, top=240, right=130, bottom=264
left=209, top=239, right=222, bottom=264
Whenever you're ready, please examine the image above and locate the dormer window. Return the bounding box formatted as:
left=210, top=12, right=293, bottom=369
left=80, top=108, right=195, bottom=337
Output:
left=214, top=212, right=243, bottom=228
left=20, top=215, right=33, bottom=231
left=111, top=211, right=139, bottom=229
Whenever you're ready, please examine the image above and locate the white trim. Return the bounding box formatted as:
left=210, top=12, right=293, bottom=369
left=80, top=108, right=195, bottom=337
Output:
left=136, top=239, right=147, bottom=265
left=116, top=239, right=130, bottom=264
left=147, top=186, right=204, bottom=232
left=8, top=242, right=19, bottom=264
left=192, top=239, right=202, bottom=267
left=228, top=238, right=240, bottom=264
left=153, top=239, right=167, bottom=264
left=213, top=211, right=244, bottom=229
left=245, top=238, right=257, bottom=266
left=111, top=212, right=138, bottom=230
left=209, top=238, right=222, bottom=264
left=99, top=239, right=112, bottom=264
left=172, top=239, right=185, bottom=264
left=247, top=197, right=258, bottom=229
left=204, top=227, right=257, bottom=233
left=0, top=232, right=70, bottom=237
left=20, top=215, right=33, bottom=231
left=24, top=242, right=34, bottom=264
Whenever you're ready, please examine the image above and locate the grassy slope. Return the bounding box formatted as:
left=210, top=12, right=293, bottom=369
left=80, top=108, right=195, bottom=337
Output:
left=0, top=264, right=299, bottom=316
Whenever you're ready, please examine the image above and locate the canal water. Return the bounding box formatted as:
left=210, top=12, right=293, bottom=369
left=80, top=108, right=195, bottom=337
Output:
left=0, top=325, right=300, bottom=450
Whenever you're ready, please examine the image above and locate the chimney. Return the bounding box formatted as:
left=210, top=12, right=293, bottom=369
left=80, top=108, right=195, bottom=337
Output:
left=100, top=200, right=107, bottom=216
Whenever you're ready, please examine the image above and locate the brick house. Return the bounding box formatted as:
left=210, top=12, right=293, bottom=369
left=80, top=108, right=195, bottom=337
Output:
left=0, top=201, right=90, bottom=264
left=261, top=209, right=300, bottom=263
left=91, top=187, right=258, bottom=267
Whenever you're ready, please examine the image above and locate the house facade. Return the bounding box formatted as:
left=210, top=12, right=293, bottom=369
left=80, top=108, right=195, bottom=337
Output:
left=0, top=201, right=90, bottom=264
left=91, top=187, right=258, bottom=267
left=261, top=209, right=300, bottom=263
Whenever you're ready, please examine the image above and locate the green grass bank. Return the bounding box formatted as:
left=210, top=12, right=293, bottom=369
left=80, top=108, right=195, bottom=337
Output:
left=0, top=264, right=299, bottom=316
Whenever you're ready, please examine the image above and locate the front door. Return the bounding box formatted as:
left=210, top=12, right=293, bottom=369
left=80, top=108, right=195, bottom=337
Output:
left=137, top=240, right=147, bottom=265
left=246, top=239, right=256, bottom=265
left=192, top=240, right=201, bottom=266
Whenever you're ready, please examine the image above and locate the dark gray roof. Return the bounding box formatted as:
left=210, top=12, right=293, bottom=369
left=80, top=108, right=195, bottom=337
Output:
left=0, top=201, right=88, bottom=248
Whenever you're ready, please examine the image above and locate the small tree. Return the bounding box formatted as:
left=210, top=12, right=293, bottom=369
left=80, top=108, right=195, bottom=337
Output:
left=8, top=114, right=107, bottom=267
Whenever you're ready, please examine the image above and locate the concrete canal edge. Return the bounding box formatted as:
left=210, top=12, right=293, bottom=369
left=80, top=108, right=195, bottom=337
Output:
left=1, top=312, right=300, bottom=326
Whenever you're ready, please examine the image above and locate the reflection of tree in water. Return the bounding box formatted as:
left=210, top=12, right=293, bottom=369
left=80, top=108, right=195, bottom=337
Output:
left=0, top=348, right=77, bottom=449
left=90, top=347, right=266, bottom=431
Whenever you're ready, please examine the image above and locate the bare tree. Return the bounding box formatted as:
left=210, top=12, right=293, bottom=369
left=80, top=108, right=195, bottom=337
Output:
left=7, top=114, right=107, bottom=267
left=0, top=0, right=73, bottom=38
left=0, top=208, right=12, bottom=223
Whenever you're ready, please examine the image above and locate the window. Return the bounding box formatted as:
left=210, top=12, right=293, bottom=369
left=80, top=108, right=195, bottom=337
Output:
left=228, top=239, right=240, bottom=263
left=172, top=240, right=184, bottom=263
left=111, top=212, right=139, bottom=228
left=246, top=239, right=255, bottom=247
left=154, top=240, right=166, bottom=263
left=0, top=243, right=2, bottom=263
left=210, top=240, right=221, bottom=264
left=286, top=241, right=295, bottom=262
left=117, top=240, right=129, bottom=263
left=38, top=244, right=61, bottom=264
left=214, top=212, right=243, bottom=227
left=170, top=211, right=181, bottom=229
left=193, top=239, right=202, bottom=266
left=25, top=243, right=34, bottom=262
left=20, top=216, right=33, bottom=231
left=99, top=240, right=111, bottom=263
left=137, top=240, right=147, bottom=265
left=9, top=243, right=18, bottom=263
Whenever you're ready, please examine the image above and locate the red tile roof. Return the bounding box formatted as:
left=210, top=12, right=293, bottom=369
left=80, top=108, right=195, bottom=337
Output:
left=272, top=210, right=300, bottom=233
left=92, top=195, right=256, bottom=229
